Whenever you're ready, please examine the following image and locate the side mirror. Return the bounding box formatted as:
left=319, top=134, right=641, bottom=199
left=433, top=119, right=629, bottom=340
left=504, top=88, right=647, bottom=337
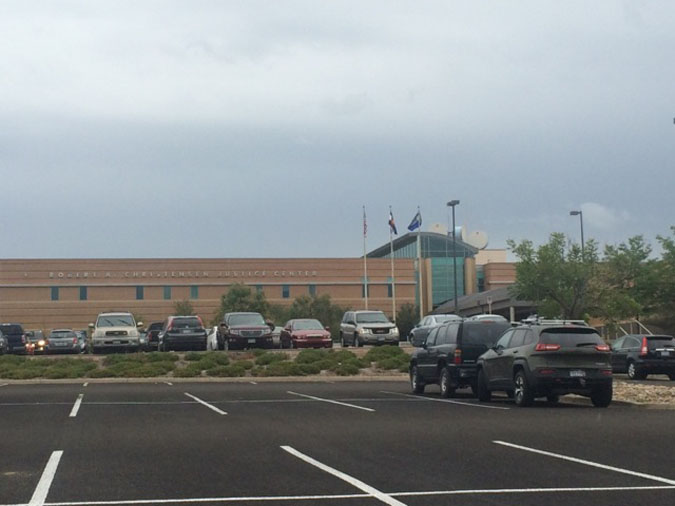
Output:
left=266, top=320, right=274, bottom=329
left=137, top=322, right=143, bottom=328
left=88, top=323, right=94, bottom=329
left=325, top=326, right=330, bottom=331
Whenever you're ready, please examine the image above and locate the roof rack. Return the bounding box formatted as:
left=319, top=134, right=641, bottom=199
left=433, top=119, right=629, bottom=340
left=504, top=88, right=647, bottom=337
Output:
left=521, top=315, right=588, bottom=326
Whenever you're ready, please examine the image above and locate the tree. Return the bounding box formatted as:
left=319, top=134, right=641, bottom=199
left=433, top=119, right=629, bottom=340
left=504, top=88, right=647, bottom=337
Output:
left=647, top=227, right=675, bottom=331
left=211, top=284, right=270, bottom=325
left=508, top=233, right=598, bottom=319
left=173, top=299, right=195, bottom=316
left=395, top=303, right=419, bottom=340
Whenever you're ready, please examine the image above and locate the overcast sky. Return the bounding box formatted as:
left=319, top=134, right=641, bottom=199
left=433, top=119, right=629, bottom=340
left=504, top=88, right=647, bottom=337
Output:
left=1, top=0, right=673, bottom=259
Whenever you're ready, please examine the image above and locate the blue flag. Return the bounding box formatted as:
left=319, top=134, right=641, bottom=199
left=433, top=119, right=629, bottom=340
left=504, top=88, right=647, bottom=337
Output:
left=407, top=209, right=422, bottom=232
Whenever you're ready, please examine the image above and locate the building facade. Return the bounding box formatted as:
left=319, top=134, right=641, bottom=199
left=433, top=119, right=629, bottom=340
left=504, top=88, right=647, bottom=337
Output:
left=0, top=258, right=416, bottom=331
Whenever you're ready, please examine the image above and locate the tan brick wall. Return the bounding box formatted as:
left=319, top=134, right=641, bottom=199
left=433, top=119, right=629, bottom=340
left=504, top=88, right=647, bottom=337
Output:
left=483, top=262, right=517, bottom=291
left=0, top=258, right=416, bottom=332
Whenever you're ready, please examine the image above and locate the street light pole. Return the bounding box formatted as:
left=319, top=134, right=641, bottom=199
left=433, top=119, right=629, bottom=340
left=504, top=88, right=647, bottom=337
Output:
left=447, top=200, right=460, bottom=314
left=570, top=210, right=585, bottom=257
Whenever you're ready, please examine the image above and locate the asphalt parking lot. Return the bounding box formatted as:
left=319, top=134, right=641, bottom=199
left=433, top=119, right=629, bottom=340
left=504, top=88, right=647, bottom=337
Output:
left=1, top=381, right=674, bottom=506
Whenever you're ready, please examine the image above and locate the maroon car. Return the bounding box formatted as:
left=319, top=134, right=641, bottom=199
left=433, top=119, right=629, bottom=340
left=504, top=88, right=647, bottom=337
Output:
left=217, top=312, right=274, bottom=350
left=280, top=319, right=333, bottom=349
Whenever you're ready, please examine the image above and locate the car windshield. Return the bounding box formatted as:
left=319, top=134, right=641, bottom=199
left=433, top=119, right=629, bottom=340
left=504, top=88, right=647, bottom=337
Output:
left=96, top=315, right=135, bottom=327
left=293, top=320, right=324, bottom=330
left=50, top=331, right=76, bottom=338
left=462, top=321, right=511, bottom=345
left=228, top=314, right=265, bottom=326
left=539, top=328, right=604, bottom=346
left=356, top=312, right=389, bottom=324
left=172, top=317, right=201, bottom=329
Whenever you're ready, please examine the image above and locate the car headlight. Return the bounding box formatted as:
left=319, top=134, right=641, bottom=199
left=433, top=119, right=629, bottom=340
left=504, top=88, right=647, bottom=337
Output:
left=229, top=329, right=240, bottom=336
left=391, top=327, right=399, bottom=335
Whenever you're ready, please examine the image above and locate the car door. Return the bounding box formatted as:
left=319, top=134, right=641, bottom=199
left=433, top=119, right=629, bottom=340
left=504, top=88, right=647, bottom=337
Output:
left=483, top=328, right=516, bottom=387
left=610, top=336, right=627, bottom=372
left=417, top=326, right=440, bottom=380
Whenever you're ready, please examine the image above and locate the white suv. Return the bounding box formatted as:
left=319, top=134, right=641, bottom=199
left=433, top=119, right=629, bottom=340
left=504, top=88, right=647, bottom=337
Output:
left=340, top=310, right=399, bottom=347
left=89, top=312, right=143, bottom=353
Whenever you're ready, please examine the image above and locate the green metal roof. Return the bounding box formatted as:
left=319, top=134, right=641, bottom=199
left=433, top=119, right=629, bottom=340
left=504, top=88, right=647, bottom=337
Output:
left=367, top=232, right=478, bottom=259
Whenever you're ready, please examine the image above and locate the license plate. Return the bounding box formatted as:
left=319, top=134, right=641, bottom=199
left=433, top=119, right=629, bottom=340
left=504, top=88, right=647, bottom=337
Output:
left=378, top=336, right=385, bottom=341
left=114, top=340, right=121, bottom=345
left=182, top=329, right=191, bottom=334
left=570, top=370, right=586, bottom=377
left=661, top=351, right=671, bottom=357
left=248, top=338, right=256, bottom=344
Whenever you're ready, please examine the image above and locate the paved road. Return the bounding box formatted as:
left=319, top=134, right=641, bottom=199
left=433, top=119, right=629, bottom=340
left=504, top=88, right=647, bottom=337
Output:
left=1, top=381, right=674, bottom=506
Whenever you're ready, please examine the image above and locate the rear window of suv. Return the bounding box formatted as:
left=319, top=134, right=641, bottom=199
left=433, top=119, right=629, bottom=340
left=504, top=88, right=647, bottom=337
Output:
left=171, top=317, right=201, bottom=329
left=461, top=321, right=511, bottom=345
left=0, top=324, right=24, bottom=335
left=646, top=336, right=675, bottom=348
left=539, top=328, right=604, bottom=347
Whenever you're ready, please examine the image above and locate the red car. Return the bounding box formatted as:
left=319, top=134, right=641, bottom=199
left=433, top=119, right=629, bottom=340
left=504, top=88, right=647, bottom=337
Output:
left=280, top=319, right=333, bottom=349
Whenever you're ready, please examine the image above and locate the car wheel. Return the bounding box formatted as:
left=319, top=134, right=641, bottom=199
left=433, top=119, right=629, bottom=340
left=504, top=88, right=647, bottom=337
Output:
left=669, top=374, right=675, bottom=381
left=410, top=365, right=425, bottom=394
left=513, top=370, right=534, bottom=407
left=476, top=368, right=491, bottom=402
left=546, top=394, right=559, bottom=404
left=354, top=333, right=362, bottom=347
left=439, top=368, right=455, bottom=398
left=627, top=362, right=646, bottom=380
left=340, top=333, right=348, bottom=348
left=591, top=383, right=612, bottom=408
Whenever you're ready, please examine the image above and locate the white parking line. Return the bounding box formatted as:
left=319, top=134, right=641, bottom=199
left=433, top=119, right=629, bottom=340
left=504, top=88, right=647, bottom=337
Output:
left=281, top=445, right=406, bottom=506
left=69, top=394, right=83, bottom=418
left=249, top=381, right=257, bottom=385
left=0, top=383, right=9, bottom=387
left=164, top=382, right=173, bottom=386
left=494, top=440, right=675, bottom=485
left=184, top=393, right=227, bottom=415
left=0, top=485, right=672, bottom=505
left=82, top=383, right=88, bottom=387
left=381, top=391, right=510, bottom=410
left=287, top=391, right=375, bottom=412
left=29, top=450, right=63, bottom=506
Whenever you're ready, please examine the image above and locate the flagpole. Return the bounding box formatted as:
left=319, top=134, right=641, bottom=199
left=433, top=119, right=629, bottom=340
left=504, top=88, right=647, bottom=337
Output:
left=363, top=205, right=368, bottom=310
left=417, top=207, right=423, bottom=321
left=389, top=206, right=396, bottom=321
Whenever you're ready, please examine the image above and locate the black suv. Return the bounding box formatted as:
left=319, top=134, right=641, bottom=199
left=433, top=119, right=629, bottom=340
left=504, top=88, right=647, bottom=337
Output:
left=476, top=320, right=613, bottom=407
left=610, top=334, right=675, bottom=380
left=217, top=312, right=274, bottom=350
left=0, top=323, right=26, bottom=354
left=409, top=315, right=511, bottom=397
left=145, top=321, right=164, bottom=350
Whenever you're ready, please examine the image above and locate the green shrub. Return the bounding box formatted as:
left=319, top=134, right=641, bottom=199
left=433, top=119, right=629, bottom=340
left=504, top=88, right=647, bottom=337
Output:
left=295, top=349, right=330, bottom=364
left=87, top=368, right=118, bottom=378
left=364, top=345, right=405, bottom=363
left=332, top=363, right=360, bottom=376
left=255, top=352, right=288, bottom=366
left=313, top=359, right=335, bottom=371
left=184, top=352, right=203, bottom=361
left=103, top=353, right=146, bottom=366
left=262, top=361, right=303, bottom=376
left=298, top=363, right=322, bottom=375
left=329, top=350, right=358, bottom=362
left=173, top=367, right=203, bottom=377
left=0, top=355, right=26, bottom=366
left=375, top=357, right=407, bottom=370
left=206, top=364, right=246, bottom=377
left=233, top=360, right=254, bottom=370
left=398, top=362, right=409, bottom=373
left=146, top=352, right=180, bottom=362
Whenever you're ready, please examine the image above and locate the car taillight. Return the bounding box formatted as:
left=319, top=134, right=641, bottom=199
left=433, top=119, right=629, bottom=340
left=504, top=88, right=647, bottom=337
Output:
left=601, top=369, right=613, bottom=376
left=197, top=316, right=204, bottom=327
left=454, top=348, right=462, bottom=365
left=640, top=337, right=648, bottom=357
left=535, top=343, right=561, bottom=351
left=538, top=368, right=556, bottom=375
left=73, top=338, right=78, bottom=344
left=595, top=344, right=610, bottom=352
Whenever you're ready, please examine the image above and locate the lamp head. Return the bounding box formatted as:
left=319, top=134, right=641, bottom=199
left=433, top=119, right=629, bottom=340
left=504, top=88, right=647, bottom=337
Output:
left=570, top=210, right=581, bottom=216
left=447, top=200, right=460, bottom=207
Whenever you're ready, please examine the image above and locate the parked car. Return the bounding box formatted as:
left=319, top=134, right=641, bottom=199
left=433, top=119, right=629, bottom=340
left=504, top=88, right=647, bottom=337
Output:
left=409, top=315, right=511, bottom=397
left=25, top=330, right=48, bottom=355
left=158, top=315, right=208, bottom=351
left=280, top=319, right=333, bottom=349
left=0, top=323, right=27, bottom=354
left=475, top=320, right=613, bottom=407
left=611, top=334, right=675, bottom=380
left=217, top=312, right=274, bottom=350
left=47, top=329, right=86, bottom=354
left=409, top=314, right=462, bottom=347
left=145, top=321, right=164, bottom=351
left=339, top=310, right=399, bottom=347
left=0, top=330, right=7, bottom=355
left=89, top=312, right=143, bottom=354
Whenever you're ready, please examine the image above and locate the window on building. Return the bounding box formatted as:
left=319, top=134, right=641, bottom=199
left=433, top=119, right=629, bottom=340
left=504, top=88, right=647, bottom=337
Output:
left=308, top=284, right=316, bottom=296
left=387, top=277, right=393, bottom=298
left=282, top=285, right=290, bottom=299
left=79, top=286, right=87, bottom=301
left=256, top=285, right=263, bottom=294
left=163, top=286, right=172, bottom=300
left=136, top=286, right=144, bottom=300
left=190, top=285, right=199, bottom=299
left=50, top=287, right=59, bottom=301
left=361, top=284, right=370, bottom=298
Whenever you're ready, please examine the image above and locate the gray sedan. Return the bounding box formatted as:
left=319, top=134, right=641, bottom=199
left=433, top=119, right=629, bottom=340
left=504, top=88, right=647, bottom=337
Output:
left=48, top=329, right=87, bottom=354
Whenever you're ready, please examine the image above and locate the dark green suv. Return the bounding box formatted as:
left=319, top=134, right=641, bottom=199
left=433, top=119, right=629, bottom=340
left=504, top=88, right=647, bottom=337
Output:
left=475, top=320, right=613, bottom=407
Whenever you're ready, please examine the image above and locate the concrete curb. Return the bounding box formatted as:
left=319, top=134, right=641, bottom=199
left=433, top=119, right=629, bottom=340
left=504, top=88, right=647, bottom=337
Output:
left=0, top=375, right=410, bottom=385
